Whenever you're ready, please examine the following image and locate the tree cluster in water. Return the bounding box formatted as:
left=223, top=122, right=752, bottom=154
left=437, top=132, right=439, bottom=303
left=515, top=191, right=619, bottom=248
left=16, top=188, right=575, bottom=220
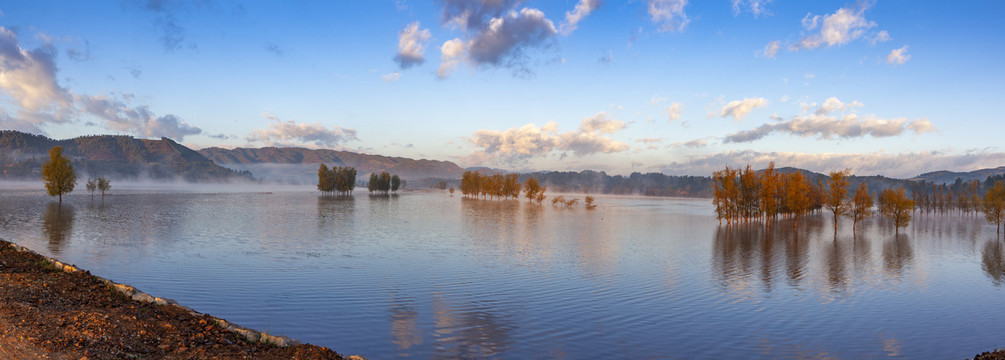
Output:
left=317, top=164, right=357, bottom=196
left=713, top=163, right=1005, bottom=235
left=460, top=171, right=523, bottom=200
left=367, top=172, right=401, bottom=194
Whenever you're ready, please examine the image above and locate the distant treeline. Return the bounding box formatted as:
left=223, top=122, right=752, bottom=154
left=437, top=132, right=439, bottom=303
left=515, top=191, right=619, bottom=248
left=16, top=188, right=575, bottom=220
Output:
left=518, top=170, right=715, bottom=197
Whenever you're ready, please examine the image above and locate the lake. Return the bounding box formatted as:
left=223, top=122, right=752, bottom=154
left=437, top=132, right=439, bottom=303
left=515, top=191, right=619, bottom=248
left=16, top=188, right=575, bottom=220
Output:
left=1, top=186, right=1003, bottom=359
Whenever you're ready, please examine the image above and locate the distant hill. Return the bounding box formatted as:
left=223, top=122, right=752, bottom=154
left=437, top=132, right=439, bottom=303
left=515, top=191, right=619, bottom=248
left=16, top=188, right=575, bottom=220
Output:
left=911, top=167, right=1005, bottom=185
left=198, top=147, right=466, bottom=184
left=0, top=130, right=249, bottom=182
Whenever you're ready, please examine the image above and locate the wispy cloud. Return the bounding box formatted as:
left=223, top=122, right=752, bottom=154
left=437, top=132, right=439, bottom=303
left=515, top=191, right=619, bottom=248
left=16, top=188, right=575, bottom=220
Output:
left=786, top=3, right=884, bottom=52
left=382, top=72, right=402, bottom=82
left=560, top=0, right=601, bottom=35
left=658, top=149, right=1005, bottom=178
left=731, top=0, right=772, bottom=17
left=648, top=0, right=688, bottom=32
left=720, top=97, right=768, bottom=121
left=886, top=45, right=910, bottom=65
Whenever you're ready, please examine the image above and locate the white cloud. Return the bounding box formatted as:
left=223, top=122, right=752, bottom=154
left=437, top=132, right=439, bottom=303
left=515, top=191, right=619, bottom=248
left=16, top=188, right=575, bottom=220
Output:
left=815, top=97, right=862, bottom=115
left=725, top=114, right=935, bottom=143
left=720, top=97, right=768, bottom=120
left=0, top=27, right=73, bottom=113
left=791, top=4, right=879, bottom=50
left=871, top=30, right=891, bottom=45
left=382, top=72, right=402, bottom=82
left=560, top=0, right=601, bottom=35
left=437, top=38, right=467, bottom=79
left=648, top=0, right=689, bottom=32
left=465, top=112, right=630, bottom=166
left=666, top=102, right=683, bottom=121
left=886, top=45, right=911, bottom=65
left=79, top=94, right=203, bottom=141
left=649, top=95, right=668, bottom=105
left=658, top=149, right=1005, bottom=179
left=732, top=0, right=771, bottom=17
left=393, top=22, right=431, bottom=69
left=760, top=40, right=780, bottom=58
left=247, top=113, right=359, bottom=148
left=578, top=111, right=626, bottom=134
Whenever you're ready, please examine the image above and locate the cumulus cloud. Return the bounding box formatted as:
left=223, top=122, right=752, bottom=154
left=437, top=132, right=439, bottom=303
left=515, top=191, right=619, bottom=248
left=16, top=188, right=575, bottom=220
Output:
left=465, top=112, right=630, bottom=165
left=666, top=102, right=683, bottom=121
left=0, top=27, right=73, bottom=113
left=435, top=1, right=559, bottom=78
left=648, top=0, right=688, bottom=32
left=658, top=149, right=1005, bottom=179
left=247, top=113, right=359, bottom=148
left=871, top=30, right=891, bottom=45
left=815, top=97, right=862, bottom=115
left=760, top=40, right=780, bottom=58
left=732, top=0, right=771, bottom=17
left=720, top=97, right=768, bottom=120
left=886, top=45, right=910, bottom=65
left=393, top=22, right=431, bottom=69
left=560, top=0, right=601, bottom=35
left=78, top=94, right=202, bottom=141
left=437, top=38, right=467, bottom=79
left=467, top=8, right=557, bottom=67
left=791, top=3, right=878, bottom=50
left=725, top=114, right=935, bottom=143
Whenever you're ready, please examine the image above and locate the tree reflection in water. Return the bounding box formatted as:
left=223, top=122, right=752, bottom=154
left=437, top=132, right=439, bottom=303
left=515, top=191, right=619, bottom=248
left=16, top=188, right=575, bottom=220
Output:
left=882, top=233, right=913, bottom=278
left=982, top=240, right=1005, bottom=286
left=42, top=202, right=74, bottom=254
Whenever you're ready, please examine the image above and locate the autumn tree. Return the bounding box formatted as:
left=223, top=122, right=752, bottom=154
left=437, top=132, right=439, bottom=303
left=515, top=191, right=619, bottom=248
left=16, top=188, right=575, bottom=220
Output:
left=983, top=180, right=1005, bottom=236
left=584, top=195, right=597, bottom=210
left=784, top=172, right=811, bottom=228
left=759, top=162, right=780, bottom=226
left=738, top=165, right=760, bottom=222
left=41, top=146, right=77, bottom=203
left=847, top=182, right=873, bottom=233
left=826, top=170, right=850, bottom=232
left=524, top=177, right=542, bottom=202
left=879, top=187, right=915, bottom=233
left=318, top=163, right=333, bottom=195
left=449, top=187, right=455, bottom=196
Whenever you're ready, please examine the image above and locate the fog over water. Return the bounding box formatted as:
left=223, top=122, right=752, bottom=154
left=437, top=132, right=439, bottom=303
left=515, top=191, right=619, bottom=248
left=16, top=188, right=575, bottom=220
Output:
left=1, top=187, right=1003, bottom=358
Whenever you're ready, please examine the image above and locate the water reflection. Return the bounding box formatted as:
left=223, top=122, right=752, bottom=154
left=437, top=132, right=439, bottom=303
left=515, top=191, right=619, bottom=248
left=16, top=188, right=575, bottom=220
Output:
left=714, top=223, right=811, bottom=293
left=982, top=240, right=1005, bottom=286
left=317, top=195, right=355, bottom=231
left=41, top=203, right=74, bottom=254
left=389, top=295, right=423, bottom=354
left=882, top=233, right=913, bottom=278
left=432, top=293, right=514, bottom=359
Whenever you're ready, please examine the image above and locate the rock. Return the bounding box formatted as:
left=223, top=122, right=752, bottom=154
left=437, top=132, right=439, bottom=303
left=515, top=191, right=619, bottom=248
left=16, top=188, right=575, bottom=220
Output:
left=131, top=293, right=154, bottom=303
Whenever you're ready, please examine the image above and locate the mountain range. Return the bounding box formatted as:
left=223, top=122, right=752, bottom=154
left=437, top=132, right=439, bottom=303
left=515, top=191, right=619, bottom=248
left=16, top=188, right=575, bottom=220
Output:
left=3, top=130, right=1005, bottom=194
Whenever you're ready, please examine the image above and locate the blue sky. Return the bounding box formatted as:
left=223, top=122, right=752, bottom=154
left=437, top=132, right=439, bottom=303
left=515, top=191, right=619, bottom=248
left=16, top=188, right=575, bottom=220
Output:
left=0, top=0, right=1003, bottom=177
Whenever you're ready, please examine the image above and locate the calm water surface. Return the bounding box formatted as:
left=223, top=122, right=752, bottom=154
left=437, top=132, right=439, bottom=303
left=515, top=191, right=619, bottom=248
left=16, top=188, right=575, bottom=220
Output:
left=1, top=186, right=1004, bottom=359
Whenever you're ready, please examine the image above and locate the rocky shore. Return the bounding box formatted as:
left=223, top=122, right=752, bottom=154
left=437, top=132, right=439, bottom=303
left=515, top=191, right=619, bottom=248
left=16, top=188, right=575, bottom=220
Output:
left=0, top=238, right=349, bottom=359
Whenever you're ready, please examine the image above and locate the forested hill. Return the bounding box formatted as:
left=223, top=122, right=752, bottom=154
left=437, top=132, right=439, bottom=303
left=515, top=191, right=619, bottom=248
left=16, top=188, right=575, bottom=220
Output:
left=198, top=146, right=466, bottom=182
left=0, top=130, right=248, bottom=181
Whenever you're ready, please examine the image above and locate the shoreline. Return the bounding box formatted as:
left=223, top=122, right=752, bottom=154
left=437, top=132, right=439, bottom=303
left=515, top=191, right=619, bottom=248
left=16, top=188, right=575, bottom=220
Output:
left=0, top=237, right=351, bottom=359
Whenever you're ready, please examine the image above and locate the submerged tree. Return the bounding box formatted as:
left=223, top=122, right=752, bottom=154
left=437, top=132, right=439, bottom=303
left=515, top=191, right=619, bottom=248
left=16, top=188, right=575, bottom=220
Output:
left=983, top=180, right=1005, bottom=236
left=317, top=164, right=357, bottom=196
left=391, top=175, right=401, bottom=193
left=879, top=187, right=915, bottom=233
left=86, top=178, right=98, bottom=199
left=41, top=146, right=77, bottom=203
left=826, top=170, right=850, bottom=233
left=785, top=172, right=811, bottom=228
left=847, top=182, right=874, bottom=233
left=97, top=177, right=111, bottom=201
left=524, top=177, right=542, bottom=202
left=584, top=195, right=597, bottom=210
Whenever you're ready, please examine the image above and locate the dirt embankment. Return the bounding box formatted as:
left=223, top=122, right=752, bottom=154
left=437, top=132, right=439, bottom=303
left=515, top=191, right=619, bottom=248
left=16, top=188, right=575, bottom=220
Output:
left=0, top=238, right=349, bottom=359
